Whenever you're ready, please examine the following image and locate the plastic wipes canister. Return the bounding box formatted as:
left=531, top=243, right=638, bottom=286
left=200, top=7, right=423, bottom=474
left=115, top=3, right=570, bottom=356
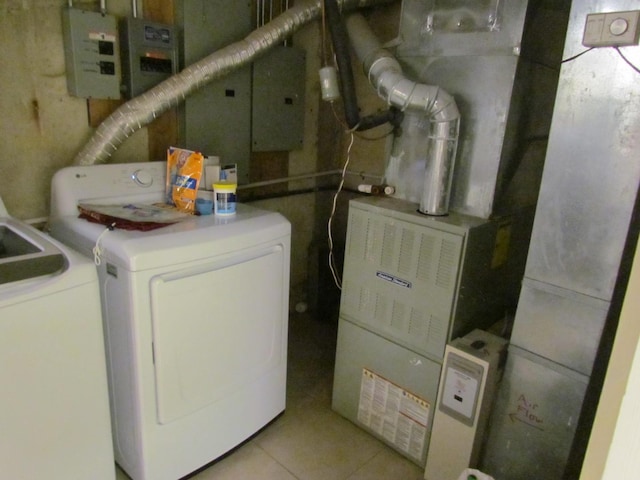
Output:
left=213, top=182, right=237, bottom=216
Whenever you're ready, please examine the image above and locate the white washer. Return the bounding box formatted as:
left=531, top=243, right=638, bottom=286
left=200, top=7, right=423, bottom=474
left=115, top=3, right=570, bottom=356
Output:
left=0, top=197, right=114, bottom=480
left=48, top=162, right=291, bottom=480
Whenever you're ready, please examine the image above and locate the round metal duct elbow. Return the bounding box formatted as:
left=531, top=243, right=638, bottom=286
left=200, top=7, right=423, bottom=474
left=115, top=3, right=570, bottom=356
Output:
left=346, top=14, right=459, bottom=121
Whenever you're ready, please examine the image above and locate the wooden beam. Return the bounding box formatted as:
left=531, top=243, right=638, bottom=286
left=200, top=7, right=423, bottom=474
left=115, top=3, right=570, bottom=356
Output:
left=142, top=0, right=178, bottom=161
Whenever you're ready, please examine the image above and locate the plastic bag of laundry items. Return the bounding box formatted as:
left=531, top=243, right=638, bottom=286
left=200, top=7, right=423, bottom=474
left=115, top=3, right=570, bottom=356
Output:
left=166, top=147, right=204, bottom=214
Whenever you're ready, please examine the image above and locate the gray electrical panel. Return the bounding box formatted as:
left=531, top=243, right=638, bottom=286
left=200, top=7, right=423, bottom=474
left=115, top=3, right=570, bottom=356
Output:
left=61, top=7, right=121, bottom=99
left=120, top=17, right=177, bottom=99
left=174, top=0, right=252, bottom=184
left=252, top=45, right=306, bottom=152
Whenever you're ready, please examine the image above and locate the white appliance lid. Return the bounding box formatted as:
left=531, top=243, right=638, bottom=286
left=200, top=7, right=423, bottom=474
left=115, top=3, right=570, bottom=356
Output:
left=50, top=204, right=290, bottom=272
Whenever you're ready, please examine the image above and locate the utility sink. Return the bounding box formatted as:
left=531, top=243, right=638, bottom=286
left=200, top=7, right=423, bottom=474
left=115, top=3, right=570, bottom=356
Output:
left=0, top=222, right=66, bottom=285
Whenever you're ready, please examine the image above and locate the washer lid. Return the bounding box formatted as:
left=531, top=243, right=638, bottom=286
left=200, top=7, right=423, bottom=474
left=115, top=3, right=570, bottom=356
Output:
left=0, top=219, right=67, bottom=285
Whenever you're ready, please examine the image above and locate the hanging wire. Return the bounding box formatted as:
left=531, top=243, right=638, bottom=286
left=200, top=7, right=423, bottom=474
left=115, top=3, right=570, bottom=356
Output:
left=615, top=46, right=640, bottom=74
left=256, top=0, right=261, bottom=28
left=560, top=45, right=639, bottom=75
left=281, top=0, right=289, bottom=45
left=327, top=131, right=355, bottom=290
left=561, top=47, right=594, bottom=63
left=92, top=222, right=116, bottom=265
left=321, top=0, right=329, bottom=66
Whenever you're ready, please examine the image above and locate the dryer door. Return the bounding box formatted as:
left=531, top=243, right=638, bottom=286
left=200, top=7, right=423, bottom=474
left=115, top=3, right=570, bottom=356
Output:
left=149, top=244, right=287, bottom=424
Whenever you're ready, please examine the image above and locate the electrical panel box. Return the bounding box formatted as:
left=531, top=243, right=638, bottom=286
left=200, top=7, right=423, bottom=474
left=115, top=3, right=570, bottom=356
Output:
left=61, top=7, right=121, bottom=99
left=252, top=46, right=306, bottom=152
left=120, top=17, right=178, bottom=98
left=175, top=0, right=252, bottom=184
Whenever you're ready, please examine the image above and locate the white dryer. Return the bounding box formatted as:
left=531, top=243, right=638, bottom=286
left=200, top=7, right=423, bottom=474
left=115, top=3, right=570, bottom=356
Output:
left=0, top=197, right=114, bottom=479
left=48, top=162, right=291, bottom=480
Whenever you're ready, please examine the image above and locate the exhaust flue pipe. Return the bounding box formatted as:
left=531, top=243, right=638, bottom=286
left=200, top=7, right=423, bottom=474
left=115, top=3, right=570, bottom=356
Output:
left=73, top=0, right=396, bottom=166
left=344, top=13, right=460, bottom=215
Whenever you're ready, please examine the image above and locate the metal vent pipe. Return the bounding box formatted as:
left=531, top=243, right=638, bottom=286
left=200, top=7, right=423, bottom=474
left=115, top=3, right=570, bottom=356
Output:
left=344, top=13, right=460, bottom=215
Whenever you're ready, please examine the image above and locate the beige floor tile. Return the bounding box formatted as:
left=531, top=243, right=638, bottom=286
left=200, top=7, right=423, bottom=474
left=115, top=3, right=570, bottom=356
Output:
left=188, top=443, right=297, bottom=480
left=115, top=465, right=130, bottom=479
left=257, top=406, right=386, bottom=480
left=346, top=449, right=425, bottom=480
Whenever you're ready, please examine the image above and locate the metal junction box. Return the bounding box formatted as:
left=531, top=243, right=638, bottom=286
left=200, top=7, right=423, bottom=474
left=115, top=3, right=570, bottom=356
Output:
left=62, top=7, right=121, bottom=99
left=119, top=17, right=178, bottom=99
left=252, top=45, right=306, bottom=152
left=174, top=0, right=252, bottom=184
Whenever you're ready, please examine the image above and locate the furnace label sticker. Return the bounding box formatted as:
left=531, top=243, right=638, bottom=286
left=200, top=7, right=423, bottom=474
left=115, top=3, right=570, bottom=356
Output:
left=357, top=368, right=430, bottom=462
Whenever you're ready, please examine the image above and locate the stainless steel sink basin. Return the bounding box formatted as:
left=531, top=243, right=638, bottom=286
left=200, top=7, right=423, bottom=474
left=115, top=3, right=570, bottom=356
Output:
left=0, top=222, right=66, bottom=285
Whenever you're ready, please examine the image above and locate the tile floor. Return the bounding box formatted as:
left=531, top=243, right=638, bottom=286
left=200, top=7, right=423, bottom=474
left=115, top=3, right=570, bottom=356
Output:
left=115, top=310, right=425, bottom=480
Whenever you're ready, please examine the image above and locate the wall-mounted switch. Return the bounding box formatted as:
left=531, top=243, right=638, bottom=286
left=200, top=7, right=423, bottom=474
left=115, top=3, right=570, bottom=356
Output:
left=583, top=10, right=640, bottom=47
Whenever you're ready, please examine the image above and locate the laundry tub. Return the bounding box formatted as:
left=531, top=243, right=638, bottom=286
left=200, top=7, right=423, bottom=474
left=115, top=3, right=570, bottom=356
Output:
left=0, top=197, right=114, bottom=480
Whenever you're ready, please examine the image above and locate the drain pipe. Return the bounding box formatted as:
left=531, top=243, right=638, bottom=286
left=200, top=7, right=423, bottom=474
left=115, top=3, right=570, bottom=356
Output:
left=73, top=0, right=395, bottom=166
left=344, top=13, right=460, bottom=215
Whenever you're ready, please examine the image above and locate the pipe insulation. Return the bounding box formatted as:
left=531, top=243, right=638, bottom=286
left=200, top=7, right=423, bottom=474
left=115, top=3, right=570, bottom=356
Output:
left=73, top=0, right=396, bottom=166
left=344, top=13, right=460, bottom=215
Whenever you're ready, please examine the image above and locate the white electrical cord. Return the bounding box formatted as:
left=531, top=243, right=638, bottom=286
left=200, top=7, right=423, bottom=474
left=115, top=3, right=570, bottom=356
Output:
left=93, top=222, right=116, bottom=266
left=327, top=131, right=355, bottom=290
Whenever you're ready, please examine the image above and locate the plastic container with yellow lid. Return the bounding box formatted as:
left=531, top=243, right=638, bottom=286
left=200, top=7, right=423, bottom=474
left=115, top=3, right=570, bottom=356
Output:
left=212, top=182, right=237, bottom=216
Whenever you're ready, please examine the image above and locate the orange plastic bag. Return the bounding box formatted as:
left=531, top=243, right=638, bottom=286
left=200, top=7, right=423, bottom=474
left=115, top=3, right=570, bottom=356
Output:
left=166, top=147, right=204, bottom=214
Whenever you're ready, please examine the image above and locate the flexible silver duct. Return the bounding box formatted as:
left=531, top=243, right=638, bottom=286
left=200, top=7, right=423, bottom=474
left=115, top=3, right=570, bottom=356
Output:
left=344, top=13, right=460, bottom=215
left=74, top=0, right=395, bottom=166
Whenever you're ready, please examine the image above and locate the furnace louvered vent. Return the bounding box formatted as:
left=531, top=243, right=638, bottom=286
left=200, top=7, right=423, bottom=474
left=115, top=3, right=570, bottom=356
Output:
left=381, top=223, right=396, bottom=269
left=346, top=212, right=365, bottom=260
left=391, top=300, right=406, bottom=332
left=436, top=239, right=457, bottom=289
left=408, top=307, right=426, bottom=337
left=398, top=228, right=416, bottom=276
left=416, top=233, right=436, bottom=282
left=340, top=207, right=464, bottom=361
left=426, top=313, right=447, bottom=356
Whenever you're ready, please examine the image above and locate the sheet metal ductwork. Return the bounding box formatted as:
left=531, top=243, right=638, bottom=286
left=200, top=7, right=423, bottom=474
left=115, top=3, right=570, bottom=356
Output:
left=72, top=0, right=395, bottom=166
left=344, top=13, right=460, bottom=215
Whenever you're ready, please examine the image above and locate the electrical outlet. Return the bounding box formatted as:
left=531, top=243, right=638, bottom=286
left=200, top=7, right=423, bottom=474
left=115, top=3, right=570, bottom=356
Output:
left=582, top=10, right=640, bottom=47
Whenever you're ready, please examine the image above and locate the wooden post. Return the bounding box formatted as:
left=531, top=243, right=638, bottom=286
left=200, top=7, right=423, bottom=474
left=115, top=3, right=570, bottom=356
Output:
left=142, top=0, right=178, bottom=161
